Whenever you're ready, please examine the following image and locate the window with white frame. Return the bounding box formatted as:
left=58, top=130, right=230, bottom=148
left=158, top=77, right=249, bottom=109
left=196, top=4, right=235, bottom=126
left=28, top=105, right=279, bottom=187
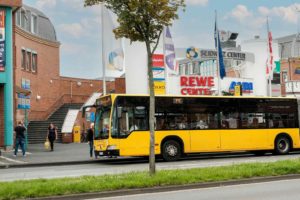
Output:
left=16, top=10, right=21, bottom=26
left=20, top=9, right=27, bottom=29
left=26, top=51, right=31, bottom=71
left=31, top=53, right=37, bottom=73
left=31, top=14, right=37, bottom=34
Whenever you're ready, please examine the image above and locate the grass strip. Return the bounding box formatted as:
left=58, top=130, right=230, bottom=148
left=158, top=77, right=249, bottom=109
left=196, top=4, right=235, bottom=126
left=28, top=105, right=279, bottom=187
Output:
left=1, top=159, right=300, bottom=200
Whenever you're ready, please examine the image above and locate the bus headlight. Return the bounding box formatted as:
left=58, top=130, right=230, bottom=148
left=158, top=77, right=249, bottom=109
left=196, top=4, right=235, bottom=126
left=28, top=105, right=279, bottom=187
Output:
left=107, top=145, right=117, bottom=150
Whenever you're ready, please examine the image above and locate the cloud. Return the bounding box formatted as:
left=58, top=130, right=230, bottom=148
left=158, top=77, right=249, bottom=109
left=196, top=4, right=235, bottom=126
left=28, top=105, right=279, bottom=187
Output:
left=259, top=4, right=300, bottom=24
left=271, top=4, right=300, bottom=24
left=61, top=42, right=85, bottom=55
left=229, top=5, right=252, bottom=22
left=186, top=0, right=208, bottom=6
left=58, top=23, right=86, bottom=38
left=258, top=6, right=271, bottom=16
left=35, top=0, right=57, bottom=10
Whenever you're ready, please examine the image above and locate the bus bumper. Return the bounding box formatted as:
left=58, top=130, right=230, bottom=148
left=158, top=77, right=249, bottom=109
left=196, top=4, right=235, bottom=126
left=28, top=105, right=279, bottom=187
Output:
left=95, top=150, right=120, bottom=157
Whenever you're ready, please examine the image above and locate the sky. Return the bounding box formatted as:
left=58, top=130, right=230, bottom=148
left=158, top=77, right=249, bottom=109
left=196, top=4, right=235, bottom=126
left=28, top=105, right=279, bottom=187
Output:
left=23, top=0, right=300, bottom=79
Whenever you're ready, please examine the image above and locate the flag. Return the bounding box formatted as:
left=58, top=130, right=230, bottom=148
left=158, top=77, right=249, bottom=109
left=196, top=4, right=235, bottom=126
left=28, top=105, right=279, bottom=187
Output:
left=214, top=17, right=226, bottom=79
left=266, top=19, right=273, bottom=80
left=102, top=7, right=124, bottom=76
left=164, top=27, right=176, bottom=73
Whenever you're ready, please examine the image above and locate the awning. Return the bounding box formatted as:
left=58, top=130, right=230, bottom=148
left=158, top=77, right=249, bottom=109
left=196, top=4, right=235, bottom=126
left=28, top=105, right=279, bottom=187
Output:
left=15, top=85, right=31, bottom=96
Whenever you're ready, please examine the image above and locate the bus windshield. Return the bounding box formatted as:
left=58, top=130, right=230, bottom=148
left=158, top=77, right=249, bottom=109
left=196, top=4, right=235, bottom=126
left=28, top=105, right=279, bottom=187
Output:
left=94, top=108, right=111, bottom=140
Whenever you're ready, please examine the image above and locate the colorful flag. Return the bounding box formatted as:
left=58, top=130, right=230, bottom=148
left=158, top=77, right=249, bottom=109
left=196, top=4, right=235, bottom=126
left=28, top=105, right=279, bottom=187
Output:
left=214, top=18, right=226, bottom=79
left=266, top=19, right=273, bottom=79
left=164, top=27, right=176, bottom=73
left=103, top=7, right=124, bottom=76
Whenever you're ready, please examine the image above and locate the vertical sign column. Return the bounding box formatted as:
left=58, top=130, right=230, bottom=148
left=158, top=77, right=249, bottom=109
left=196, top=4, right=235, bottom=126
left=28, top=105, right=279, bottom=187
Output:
left=0, top=10, right=5, bottom=71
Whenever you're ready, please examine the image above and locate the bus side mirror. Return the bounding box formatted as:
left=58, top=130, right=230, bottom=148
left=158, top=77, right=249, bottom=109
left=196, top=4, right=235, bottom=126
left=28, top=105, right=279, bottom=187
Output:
left=117, top=107, right=122, bottom=118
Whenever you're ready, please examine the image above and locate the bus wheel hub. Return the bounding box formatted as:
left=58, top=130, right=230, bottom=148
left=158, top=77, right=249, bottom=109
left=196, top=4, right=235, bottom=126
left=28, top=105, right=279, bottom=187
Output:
left=167, top=145, right=177, bottom=156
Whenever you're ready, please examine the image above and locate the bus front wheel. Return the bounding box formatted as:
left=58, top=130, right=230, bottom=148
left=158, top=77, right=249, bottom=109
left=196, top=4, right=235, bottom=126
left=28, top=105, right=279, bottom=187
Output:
left=274, top=136, right=291, bottom=155
left=162, top=140, right=182, bottom=162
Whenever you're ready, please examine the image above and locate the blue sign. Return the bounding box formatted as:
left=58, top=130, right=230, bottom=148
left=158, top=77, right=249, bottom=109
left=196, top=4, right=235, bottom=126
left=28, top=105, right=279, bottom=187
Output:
left=229, top=81, right=253, bottom=93
left=18, top=78, right=31, bottom=109
left=90, top=112, right=95, bottom=122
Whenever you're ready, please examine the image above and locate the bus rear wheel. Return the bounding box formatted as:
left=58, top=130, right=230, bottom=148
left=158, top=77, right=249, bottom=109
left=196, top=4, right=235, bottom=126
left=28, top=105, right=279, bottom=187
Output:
left=162, top=140, right=182, bottom=162
left=274, top=136, right=291, bottom=155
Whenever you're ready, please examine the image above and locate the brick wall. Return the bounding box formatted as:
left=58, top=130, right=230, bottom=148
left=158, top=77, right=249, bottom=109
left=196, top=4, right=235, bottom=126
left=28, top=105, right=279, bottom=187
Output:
left=14, top=27, right=127, bottom=122
left=0, top=0, right=22, bottom=8
left=0, top=85, right=4, bottom=147
left=280, top=58, right=300, bottom=96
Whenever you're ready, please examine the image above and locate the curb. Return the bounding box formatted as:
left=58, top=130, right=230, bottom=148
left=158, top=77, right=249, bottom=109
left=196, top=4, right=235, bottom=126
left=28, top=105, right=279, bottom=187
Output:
left=0, top=160, right=100, bottom=169
left=0, top=157, right=136, bottom=169
left=34, top=174, right=300, bottom=200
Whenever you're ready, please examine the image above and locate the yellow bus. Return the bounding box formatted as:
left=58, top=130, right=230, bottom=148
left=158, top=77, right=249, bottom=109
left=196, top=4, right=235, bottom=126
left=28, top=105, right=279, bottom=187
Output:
left=86, top=94, right=300, bottom=161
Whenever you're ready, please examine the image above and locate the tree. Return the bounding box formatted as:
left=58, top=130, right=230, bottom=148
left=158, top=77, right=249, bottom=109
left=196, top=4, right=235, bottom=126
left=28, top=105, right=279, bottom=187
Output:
left=85, top=0, right=185, bottom=175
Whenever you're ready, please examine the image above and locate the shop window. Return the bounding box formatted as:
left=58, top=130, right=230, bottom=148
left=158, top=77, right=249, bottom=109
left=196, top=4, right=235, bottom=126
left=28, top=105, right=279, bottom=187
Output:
left=31, top=14, right=37, bottom=34
left=26, top=51, right=31, bottom=71
left=32, top=53, right=37, bottom=73
left=21, top=49, right=26, bottom=70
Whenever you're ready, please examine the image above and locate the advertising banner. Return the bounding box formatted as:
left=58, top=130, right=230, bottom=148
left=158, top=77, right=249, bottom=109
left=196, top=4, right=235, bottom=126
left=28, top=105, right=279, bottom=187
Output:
left=152, top=54, right=164, bottom=68
left=0, top=10, right=5, bottom=72
left=154, top=81, right=166, bottom=95
left=152, top=68, right=165, bottom=81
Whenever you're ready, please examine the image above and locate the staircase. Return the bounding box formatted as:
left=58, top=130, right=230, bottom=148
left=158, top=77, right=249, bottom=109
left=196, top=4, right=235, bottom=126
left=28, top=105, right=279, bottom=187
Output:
left=27, top=103, right=82, bottom=144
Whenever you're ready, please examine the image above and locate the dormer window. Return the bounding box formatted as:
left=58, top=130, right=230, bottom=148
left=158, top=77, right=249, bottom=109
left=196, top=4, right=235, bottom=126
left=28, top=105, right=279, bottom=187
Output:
left=20, top=9, right=27, bottom=30
left=31, top=14, right=37, bottom=34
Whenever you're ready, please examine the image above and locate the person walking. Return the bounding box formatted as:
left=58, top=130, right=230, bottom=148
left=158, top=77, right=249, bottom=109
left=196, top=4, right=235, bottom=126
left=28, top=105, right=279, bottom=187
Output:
left=87, top=123, right=94, bottom=158
left=47, top=123, right=57, bottom=151
left=14, top=121, right=26, bottom=157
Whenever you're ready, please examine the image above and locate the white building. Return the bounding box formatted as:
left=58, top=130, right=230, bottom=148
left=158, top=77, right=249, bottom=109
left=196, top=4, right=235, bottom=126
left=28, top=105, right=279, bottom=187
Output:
left=125, top=34, right=279, bottom=97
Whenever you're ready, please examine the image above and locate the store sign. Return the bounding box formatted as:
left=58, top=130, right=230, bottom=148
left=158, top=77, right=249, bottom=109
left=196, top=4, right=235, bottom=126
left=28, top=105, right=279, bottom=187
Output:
left=229, top=81, right=253, bottom=94
left=0, top=10, right=5, bottom=72
left=152, top=54, right=164, bottom=68
left=186, top=48, right=246, bottom=61
left=154, top=81, right=166, bottom=95
left=200, top=50, right=246, bottom=60
left=180, top=76, right=214, bottom=95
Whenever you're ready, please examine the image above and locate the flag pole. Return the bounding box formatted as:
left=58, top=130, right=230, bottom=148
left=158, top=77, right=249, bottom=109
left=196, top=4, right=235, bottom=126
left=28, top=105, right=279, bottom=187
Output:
left=267, top=17, right=272, bottom=97
left=101, top=3, right=107, bottom=95
left=215, top=10, right=221, bottom=96
left=163, top=27, right=167, bottom=94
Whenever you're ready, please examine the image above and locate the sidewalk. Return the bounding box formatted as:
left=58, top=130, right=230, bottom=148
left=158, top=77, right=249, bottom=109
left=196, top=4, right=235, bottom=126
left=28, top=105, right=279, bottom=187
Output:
left=0, top=143, right=96, bottom=168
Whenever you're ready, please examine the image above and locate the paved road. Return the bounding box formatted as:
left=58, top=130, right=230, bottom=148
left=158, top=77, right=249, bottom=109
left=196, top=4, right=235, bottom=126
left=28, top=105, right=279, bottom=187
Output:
left=1, top=152, right=300, bottom=182
left=89, top=179, right=300, bottom=200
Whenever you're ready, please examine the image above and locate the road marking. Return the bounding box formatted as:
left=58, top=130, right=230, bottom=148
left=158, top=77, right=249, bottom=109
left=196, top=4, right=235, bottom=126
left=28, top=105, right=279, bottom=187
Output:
left=0, top=156, right=27, bottom=164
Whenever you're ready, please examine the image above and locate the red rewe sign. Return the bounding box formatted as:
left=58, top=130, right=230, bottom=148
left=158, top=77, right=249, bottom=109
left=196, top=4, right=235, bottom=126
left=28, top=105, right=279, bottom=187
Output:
left=152, top=54, right=164, bottom=68
left=180, top=76, right=215, bottom=95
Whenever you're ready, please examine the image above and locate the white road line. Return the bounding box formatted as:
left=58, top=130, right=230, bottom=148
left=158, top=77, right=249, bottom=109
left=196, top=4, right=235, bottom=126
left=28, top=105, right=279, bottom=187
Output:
left=0, top=156, right=27, bottom=164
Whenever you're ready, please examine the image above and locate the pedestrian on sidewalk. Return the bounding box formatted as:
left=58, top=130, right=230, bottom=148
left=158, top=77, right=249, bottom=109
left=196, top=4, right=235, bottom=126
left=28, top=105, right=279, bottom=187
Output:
left=47, top=123, right=57, bottom=151
left=87, top=123, right=94, bottom=158
left=14, top=121, right=26, bottom=157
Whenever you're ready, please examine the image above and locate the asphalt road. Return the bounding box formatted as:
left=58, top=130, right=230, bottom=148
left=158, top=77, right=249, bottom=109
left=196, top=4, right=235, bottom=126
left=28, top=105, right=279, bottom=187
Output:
left=1, top=152, right=300, bottom=182
left=89, top=179, right=300, bottom=200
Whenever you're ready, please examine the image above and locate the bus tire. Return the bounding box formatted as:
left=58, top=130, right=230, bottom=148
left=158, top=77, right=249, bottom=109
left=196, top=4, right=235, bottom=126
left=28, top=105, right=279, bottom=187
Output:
left=162, top=140, right=182, bottom=162
left=274, top=135, right=291, bottom=155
